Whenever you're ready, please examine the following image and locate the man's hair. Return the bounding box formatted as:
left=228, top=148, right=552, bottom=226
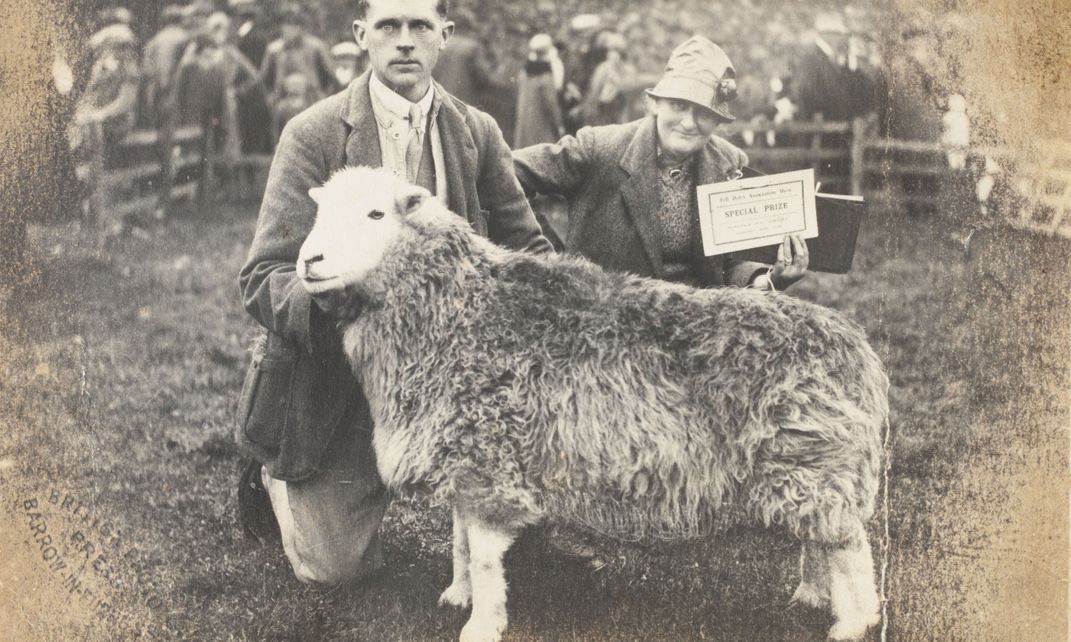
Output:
left=355, top=0, right=449, bottom=20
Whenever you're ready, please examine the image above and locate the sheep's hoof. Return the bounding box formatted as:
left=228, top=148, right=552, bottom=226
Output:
left=438, top=583, right=472, bottom=609
left=827, top=618, right=874, bottom=641
left=459, top=616, right=505, bottom=642
left=790, top=582, right=829, bottom=609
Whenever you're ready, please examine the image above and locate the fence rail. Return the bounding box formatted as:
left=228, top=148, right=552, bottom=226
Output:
left=91, top=119, right=1071, bottom=240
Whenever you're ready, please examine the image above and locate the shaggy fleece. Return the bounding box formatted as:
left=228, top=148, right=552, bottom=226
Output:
left=337, top=190, right=888, bottom=545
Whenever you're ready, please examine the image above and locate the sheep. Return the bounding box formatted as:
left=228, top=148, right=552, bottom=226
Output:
left=297, top=166, right=889, bottom=642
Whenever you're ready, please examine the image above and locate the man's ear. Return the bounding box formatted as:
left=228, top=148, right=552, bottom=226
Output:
left=309, top=186, right=324, bottom=204
left=439, top=20, right=455, bottom=49
left=394, top=184, right=430, bottom=216
left=352, top=21, right=368, bottom=50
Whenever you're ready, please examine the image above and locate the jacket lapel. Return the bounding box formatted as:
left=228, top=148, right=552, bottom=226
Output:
left=433, top=83, right=480, bottom=220
left=340, top=70, right=383, bottom=169
left=619, top=118, right=665, bottom=278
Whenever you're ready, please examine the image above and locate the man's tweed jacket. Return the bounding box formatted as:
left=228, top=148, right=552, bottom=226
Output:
left=238, top=70, right=551, bottom=481
left=513, top=117, right=765, bottom=287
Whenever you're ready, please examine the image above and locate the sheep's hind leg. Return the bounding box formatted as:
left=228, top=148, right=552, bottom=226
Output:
left=791, top=541, right=830, bottom=609
left=459, top=517, right=516, bottom=642
left=439, top=507, right=472, bottom=608
left=826, top=520, right=880, bottom=641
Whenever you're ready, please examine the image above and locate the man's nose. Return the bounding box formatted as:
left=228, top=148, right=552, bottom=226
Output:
left=396, top=25, right=415, bottom=49
left=303, top=253, right=324, bottom=269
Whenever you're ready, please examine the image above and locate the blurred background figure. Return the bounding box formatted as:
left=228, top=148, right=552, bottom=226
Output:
left=69, top=22, right=140, bottom=168
left=942, top=94, right=970, bottom=171
left=271, top=72, right=311, bottom=145
left=183, top=0, right=215, bottom=38
left=140, top=4, right=190, bottom=129
left=578, top=31, right=634, bottom=127
left=206, top=11, right=265, bottom=161
left=171, top=34, right=228, bottom=151
left=793, top=10, right=875, bottom=122
left=330, top=41, right=366, bottom=88
left=260, top=6, right=337, bottom=109
left=230, top=0, right=269, bottom=69
left=514, top=34, right=565, bottom=148
left=433, top=8, right=502, bottom=110
left=558, top=13, right=603, bottom=134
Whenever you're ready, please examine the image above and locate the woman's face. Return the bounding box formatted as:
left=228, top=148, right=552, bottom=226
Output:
left=651, top=97, right=723, bottom=162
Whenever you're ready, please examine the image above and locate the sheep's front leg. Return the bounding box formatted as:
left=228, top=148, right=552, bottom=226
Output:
left=459, top=518, right=516, bottom=642
left=438, top=507, right=472, bottom=608
left=791, top=541, right=830, bottom=608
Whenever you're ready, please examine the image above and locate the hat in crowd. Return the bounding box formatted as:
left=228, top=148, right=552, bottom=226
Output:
left=88, top=23, right=137, bottom=50
left=814, top=11, right=849, bottom=35
left=228, top=0, right=259, bottom=12
left=647, top=36, right=737, bottom=121
left=527, top=33, right=554, bottom=55
left=278, top=5, right=304, bottom=26
left=98, top=6, right=133, bottom=27
left=331, top=41, right=361, bottom=59
left=569, top=14, right=602, bottom=32
left=161, top=4, right=185, bottom=24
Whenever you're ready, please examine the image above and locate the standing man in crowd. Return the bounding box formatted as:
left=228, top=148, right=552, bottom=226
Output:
left=259, top=6, right=337, bottom=109
left=237, top=0, right=552, bottom=585
left=140, top=4, right=189, bottom=129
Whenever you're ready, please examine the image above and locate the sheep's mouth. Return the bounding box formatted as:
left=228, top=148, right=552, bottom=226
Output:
left=301, top=274, right=343, bottom=294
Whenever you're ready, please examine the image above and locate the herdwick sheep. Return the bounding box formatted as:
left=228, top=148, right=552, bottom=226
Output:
left=297, top=166, right=888, bottom=642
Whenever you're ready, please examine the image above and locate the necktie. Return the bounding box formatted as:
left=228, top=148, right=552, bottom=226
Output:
left=406, top=103, right=423, bottom=183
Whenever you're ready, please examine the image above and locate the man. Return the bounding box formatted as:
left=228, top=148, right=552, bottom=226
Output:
left=259, top=6, right=337, bottom=108
left=229, top=0, right=268, bottom=68
left=237, top=0, right=552, bottom=586
left=140, top=5, right=189, bottom=129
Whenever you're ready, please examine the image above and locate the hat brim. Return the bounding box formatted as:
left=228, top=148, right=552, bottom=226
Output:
left=646, top=80, right=734, bottom=121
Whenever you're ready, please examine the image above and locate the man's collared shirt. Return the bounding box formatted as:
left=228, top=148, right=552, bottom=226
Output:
left=368, top=73, right=447, bottom=198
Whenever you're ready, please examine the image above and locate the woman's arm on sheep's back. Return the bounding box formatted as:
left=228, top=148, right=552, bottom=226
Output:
left=512, top=129, right=593, bottom=200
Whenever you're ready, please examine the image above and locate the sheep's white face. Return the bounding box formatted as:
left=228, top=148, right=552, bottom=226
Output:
left=297, top=167, right=430, bottom=294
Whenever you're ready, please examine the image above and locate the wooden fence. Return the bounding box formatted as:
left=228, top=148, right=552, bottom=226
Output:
left=90, top=119, right=1071, bottom=240
left=726, top=119, right=1071, bottom=238
left=80, top=124, right=208, bottom=228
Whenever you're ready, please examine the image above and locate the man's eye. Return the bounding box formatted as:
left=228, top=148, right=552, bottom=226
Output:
left=381, top=24, right=394, bottom=34
left=369, top=210, right=385, bottom=220
left=414, top=24, right=429, bottom=33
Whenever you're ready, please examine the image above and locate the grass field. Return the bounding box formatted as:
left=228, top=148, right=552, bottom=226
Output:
left=1, top=197, right=1067, bottom=641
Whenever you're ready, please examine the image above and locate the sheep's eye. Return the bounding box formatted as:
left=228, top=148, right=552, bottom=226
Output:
left=368, top=210, right=385, bottom=220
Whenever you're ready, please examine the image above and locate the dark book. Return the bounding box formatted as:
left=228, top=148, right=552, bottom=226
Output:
left=728, top=167, right=865, bottom=274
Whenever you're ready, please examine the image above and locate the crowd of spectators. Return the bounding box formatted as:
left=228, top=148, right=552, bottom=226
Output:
left=63, top=0, right=987, bottom=217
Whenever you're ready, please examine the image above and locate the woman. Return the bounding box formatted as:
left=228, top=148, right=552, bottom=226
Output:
left=513, top=34, right=566, bottom=148
left=515, top=36, right=808, bottom=291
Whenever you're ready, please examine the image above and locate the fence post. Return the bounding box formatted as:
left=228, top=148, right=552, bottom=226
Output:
left=850, top=117, right=866, bottom=196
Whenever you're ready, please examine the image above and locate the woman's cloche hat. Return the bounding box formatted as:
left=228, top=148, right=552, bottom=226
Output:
left=646, top=36, right=738, bottom=121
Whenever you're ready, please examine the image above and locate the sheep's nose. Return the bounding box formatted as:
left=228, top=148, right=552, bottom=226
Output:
left=303, top=254, right=324, bottom=269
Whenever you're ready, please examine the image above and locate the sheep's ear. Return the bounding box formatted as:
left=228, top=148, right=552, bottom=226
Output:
left=308, top=187, right=324, bottom=204
left=395, top=184, right=430, bottom=216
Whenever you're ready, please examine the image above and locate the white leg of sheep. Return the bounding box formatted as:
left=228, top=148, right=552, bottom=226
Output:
left=458, top=516, right=516, bottom=642
left=825, top=520, right=881, bottom=641
left=438, top=507, right=473, bottom=608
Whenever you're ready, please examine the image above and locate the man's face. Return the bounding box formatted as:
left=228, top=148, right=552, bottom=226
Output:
left=651, top=97, right=723, bottom=163
left=281, top=23, right=302, bottom=43
left=353, top=0, right=453, bottom=102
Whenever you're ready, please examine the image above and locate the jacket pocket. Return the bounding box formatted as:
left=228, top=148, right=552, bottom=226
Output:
left=237, top=352, right=296, bottom=457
